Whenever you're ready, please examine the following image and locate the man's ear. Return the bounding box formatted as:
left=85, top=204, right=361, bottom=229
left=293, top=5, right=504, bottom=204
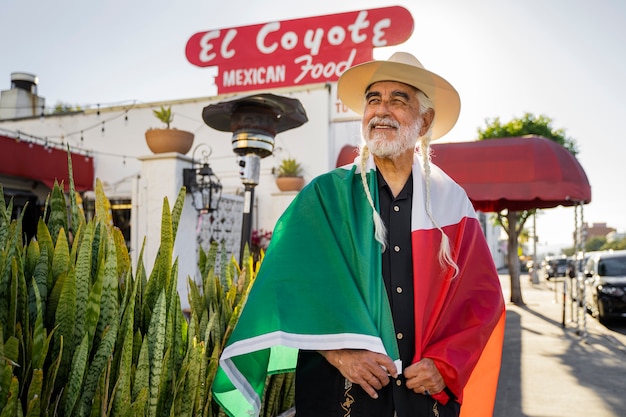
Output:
left=419, top=108, right=435, bottom=137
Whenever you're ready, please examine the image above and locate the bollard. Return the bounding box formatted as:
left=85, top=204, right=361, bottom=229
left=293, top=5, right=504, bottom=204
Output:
left=561, top=278, right=567, bottom=328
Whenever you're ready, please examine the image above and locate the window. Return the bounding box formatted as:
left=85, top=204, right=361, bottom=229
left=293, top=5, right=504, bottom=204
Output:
left=598, top=256, right=626, bottom=276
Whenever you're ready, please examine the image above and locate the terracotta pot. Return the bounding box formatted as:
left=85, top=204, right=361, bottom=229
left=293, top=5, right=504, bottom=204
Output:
left=275, top=176, right=305, bottom=192
left=145, top=128, right=194, bottom=154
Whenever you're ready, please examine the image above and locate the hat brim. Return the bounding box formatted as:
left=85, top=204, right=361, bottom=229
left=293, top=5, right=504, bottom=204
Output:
left=337, top=60, right=461, bottom=140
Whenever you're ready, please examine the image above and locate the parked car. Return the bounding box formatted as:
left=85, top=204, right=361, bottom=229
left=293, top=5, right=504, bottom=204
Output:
left=543, top=256, right=569, bottom=280
left=584, top=250, right=626, bottom=323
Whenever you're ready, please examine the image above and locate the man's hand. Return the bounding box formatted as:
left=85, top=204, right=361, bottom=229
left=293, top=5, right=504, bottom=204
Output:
left=319, top=349, right=398, bottom=399
left=403, top=358, right=445, bottom=396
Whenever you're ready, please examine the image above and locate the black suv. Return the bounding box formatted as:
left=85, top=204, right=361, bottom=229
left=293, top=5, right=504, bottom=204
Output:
left=584, top=250, right=626, bottom=323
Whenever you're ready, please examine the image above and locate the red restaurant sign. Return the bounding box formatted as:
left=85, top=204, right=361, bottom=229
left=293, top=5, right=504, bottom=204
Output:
left=185, top=6, right=413, bottom=94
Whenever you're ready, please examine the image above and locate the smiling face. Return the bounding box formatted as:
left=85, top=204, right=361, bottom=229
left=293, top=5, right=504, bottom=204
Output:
left=361, top=81, right=433, bottom=159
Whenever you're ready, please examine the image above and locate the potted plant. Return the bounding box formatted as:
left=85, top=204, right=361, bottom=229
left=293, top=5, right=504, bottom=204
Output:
left=145, top=105, right=194, bottom=154
left=275, top=157, right=305, bottom=191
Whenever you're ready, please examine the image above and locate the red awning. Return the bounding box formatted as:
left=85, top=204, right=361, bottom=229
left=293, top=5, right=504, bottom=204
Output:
left=431, top=136, right=591, bottom=212
left=335, top=136, right=591, bottom=213
left=0, top=134, right=94, bottom=192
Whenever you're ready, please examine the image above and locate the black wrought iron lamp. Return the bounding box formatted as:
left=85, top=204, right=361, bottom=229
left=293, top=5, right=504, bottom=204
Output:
left=183, top=144, right=222, bottom=213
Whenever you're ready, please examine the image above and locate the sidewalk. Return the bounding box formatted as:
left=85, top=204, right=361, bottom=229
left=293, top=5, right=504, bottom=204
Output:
left=494, top=273, right=626, bottom=417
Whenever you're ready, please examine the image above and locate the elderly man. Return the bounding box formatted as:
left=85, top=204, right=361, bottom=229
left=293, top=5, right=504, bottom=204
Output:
left=213, top=52, right=505, bottom=417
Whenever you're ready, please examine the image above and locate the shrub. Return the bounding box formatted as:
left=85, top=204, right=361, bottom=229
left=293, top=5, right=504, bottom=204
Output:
left=0, top=152, right=293, bottom=416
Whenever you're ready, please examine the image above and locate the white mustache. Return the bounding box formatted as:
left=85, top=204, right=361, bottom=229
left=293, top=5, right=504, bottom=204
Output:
left=367, top=117, right=400, bottom=130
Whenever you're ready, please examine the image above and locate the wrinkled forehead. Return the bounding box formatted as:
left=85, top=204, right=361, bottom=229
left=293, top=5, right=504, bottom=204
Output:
left=364, top=80, right=420, bottom=96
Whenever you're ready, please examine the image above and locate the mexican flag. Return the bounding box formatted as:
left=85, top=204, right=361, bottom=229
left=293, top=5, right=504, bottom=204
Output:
left=213, top=154, right=505, bottom=417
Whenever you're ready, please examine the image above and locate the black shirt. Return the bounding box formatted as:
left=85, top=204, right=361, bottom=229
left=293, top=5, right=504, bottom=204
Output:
left=378, top=170, right=416, bottom=369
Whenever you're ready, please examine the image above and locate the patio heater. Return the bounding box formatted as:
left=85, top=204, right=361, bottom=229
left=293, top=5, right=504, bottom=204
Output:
left=202, top=93, right=308, bottom=264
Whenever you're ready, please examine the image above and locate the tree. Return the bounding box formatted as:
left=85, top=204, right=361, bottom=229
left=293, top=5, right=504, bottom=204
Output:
left=602, top=237, right=626, bottom=250
left=477, top=113, right=578, bottom=305
left=478, top=113, right=578, bottom=155
left=586, top=236, right=607, bottom=252
left=563, top=236, right=626, bottom=254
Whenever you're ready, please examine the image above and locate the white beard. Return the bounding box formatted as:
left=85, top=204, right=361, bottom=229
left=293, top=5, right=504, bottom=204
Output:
left=363, top=117, right=422, bottom=159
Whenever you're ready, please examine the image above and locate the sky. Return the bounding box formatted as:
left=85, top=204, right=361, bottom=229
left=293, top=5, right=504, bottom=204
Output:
left=2, top=0, right=625, bottom=254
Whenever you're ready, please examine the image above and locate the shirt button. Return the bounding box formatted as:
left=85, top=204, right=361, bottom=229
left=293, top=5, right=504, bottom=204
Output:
left=396, top=332, right=404, bottom=340
left=396, top=286, right=403, bottom=293
left=393, top=205, right=400, bottom=212
left=396, top=379, right=402, bottom=386
left=394, top=245, right=400, bottom=252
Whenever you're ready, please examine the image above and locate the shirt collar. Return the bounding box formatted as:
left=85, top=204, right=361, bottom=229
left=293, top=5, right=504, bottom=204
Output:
left=376, top=169, right=413, bottom=200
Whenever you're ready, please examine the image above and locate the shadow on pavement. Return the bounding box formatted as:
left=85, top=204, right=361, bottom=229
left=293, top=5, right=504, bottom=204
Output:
left=552, top=319, right=626, bottom=416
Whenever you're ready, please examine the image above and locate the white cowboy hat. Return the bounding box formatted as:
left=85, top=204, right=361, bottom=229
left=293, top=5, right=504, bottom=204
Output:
left=337, top=52, right=461, bottom=140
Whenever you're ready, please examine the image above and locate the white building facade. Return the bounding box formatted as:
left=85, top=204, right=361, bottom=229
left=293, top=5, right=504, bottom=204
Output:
left=0, top=7, right=505, bottom=308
